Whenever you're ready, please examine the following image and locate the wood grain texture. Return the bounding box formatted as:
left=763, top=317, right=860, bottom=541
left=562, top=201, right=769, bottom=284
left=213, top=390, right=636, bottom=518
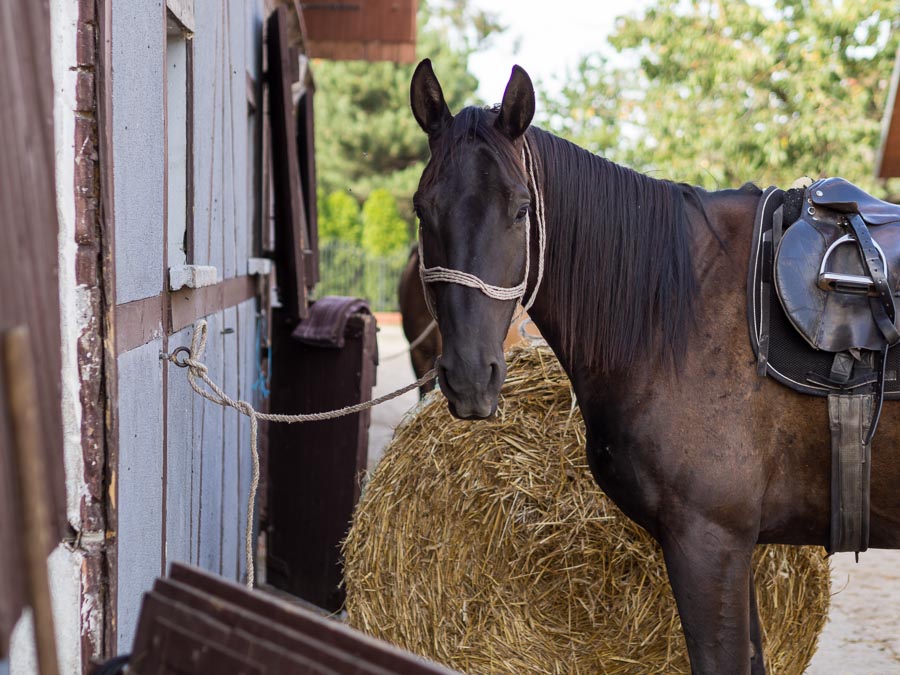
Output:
left=220, top=305, right=240, bottom=579
left=116, top=339, right=164, bottom=649
left=236, top=299, right=257, bottom=582
left=197, top=311, right=224, bottom=574
left=164, top=327, right=196, bottom=570
left=267, top=7, right=309, bottom=320
left=266, top=311, right=376, bottom=611
left=111, top=0, right=165, bottom=304
left=0, top=0, right=66, bottom=655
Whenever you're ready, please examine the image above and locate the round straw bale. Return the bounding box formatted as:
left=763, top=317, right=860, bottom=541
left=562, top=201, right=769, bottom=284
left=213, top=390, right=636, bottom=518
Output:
left=344, top=345, right=830, bottom=674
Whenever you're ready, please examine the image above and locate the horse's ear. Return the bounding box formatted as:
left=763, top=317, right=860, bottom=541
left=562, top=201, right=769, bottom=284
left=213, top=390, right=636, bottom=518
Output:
left=410, top=59, right=452, bottom=137
left=495, top=65, right=535, bottom=140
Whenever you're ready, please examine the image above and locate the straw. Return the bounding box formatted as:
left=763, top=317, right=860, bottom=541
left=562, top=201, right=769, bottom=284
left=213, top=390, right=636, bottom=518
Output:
left=344, top=345, right=830, bottom=674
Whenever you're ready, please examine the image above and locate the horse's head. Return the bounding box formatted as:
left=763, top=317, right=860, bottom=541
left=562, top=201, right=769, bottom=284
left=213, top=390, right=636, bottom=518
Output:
left=410, top=59, right=536, bottom=419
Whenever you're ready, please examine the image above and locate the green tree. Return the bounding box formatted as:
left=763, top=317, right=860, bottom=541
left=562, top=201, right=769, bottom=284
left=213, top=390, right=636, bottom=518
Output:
left=539, top=0, right=899, bottom=193
left=312, top=0, right=504, bottom=223
left=361, top=189, right=410, bottom=255
left=318, top=189, right=362, bottom=244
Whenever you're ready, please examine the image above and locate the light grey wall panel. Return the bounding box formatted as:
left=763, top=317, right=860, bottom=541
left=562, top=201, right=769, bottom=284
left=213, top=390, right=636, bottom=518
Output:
left=117, top=338, right=164, bottom=648
left=165, top=327, right=196, bottom=570
left=220, top=306, right=240, bottom=578
left=195, top=310, right=224, bottom=573
left=229, top=0, right=248, bottom=278
left=191, top=0, right=224, bottom=274
left=112, top=0, right=165, bottom=304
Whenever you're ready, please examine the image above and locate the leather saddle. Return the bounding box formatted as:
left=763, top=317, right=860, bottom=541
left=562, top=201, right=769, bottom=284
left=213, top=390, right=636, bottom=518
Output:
left=775, top=177, right=900, bottom=352
left=751, top=177, right=900, bottom=556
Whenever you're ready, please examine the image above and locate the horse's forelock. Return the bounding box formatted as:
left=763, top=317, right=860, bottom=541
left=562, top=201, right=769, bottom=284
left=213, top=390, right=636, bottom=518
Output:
left=420, top=106, right=525, bottom=192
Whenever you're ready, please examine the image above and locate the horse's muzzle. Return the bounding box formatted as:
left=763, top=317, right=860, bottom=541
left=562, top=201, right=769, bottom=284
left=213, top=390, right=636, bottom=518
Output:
left=439, top=355, right=505, bottom=420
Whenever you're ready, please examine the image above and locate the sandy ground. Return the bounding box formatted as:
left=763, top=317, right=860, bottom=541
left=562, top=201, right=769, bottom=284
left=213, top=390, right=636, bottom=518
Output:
left=368, top=324, right=900, bottom=674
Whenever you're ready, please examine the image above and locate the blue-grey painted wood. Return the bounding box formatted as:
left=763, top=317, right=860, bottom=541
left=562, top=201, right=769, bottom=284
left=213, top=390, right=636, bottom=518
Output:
left=221, top=0, right=235, bottom=279
left=196, top=310, right=224, bottom=573
left=220, top=306, right=240, bottom=578
left=191, top=0, right=221, bottom=272
left=117, top=339, right=164, bottom=648
left=164, top=327, right=196, bottom=570
left=236, top=299, right=257, bottom=581
left=231, top=0, right=249, bottom=276
left=112, top=1, right=164, bottom=304
left=209, top=1, right=225, bottom=277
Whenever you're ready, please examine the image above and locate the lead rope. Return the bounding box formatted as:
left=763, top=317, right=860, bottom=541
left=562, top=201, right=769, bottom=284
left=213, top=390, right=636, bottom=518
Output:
left=419, top=136, right=546, bottom=323
left=166, top=320, right=437, bottom=589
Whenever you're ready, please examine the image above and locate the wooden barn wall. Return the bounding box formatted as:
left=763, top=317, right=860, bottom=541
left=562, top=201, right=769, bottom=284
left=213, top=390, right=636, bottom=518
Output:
left=111, top=0, right=264, bottom=650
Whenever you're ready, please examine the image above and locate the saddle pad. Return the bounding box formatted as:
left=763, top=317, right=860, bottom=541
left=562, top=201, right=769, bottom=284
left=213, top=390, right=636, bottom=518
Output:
left=747, top=187, right=900, bottom=398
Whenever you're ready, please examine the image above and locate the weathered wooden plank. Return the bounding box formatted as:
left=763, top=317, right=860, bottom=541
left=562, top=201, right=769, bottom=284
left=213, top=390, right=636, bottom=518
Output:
left=117, top=339, right=164, bottom=648
left=191, top=0, right=218, bottom=270
left=196, top=311, right=224, bottom=574
left=267, top=311, right=376, bottom=611
left=0, top=0, right=67, bottom=654
left=112, top=0, right=165, bottom=303
left=210, top=1, right=225, bottom=278
left=231, top=0, right=249, bottom=276
left=168, top=563, right=457, bottom=674
left=236, top=299, right=257, bottom=582
left=222, top=0, right=237, bottom=280
left=220, top=306, right=239, bottom=579
left=166, top=28, right=190, bottom=270
left=267, top=7, right=309, bottom=320
left=165, top=327, right=196, bottom=570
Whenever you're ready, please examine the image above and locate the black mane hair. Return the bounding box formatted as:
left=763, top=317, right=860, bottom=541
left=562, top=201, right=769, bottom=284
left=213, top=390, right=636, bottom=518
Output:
left=524, top=126, right=697, bottom=371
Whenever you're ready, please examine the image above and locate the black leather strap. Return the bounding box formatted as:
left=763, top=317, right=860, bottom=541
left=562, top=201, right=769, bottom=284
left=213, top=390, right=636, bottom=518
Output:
left=846, top=213, right=900, bottom=345
left=827, top=392, right=873, bottom=555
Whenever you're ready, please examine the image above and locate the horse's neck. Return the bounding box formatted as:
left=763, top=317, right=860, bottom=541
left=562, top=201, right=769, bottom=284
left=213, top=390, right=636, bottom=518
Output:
left=521, top=145, right=755, bottom=409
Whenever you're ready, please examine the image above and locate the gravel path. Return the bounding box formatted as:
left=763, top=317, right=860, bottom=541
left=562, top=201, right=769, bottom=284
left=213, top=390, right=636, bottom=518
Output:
left=369, top=324, right=900, bottom=674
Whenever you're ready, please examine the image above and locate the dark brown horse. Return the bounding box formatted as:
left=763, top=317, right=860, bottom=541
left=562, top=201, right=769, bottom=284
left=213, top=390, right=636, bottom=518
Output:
left=409, top=59, right=900, bottom=674
left=398, top=246, right=441, bottom=396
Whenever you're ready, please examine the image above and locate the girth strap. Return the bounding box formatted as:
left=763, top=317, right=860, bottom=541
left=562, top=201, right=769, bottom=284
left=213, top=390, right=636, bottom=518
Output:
left=827, top=393, right=873, bottom=555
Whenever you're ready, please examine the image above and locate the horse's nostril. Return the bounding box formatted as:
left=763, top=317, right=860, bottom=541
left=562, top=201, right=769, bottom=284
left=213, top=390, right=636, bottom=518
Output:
left=488, top=361, right=503, bottom=388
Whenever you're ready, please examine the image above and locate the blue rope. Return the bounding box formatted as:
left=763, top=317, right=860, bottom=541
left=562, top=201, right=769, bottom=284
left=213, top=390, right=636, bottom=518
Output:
left=252, top=312, right=271, bottom=399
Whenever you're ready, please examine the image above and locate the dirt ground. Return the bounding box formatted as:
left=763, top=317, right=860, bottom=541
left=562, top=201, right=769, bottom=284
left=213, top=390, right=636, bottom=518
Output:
left=369, top=324, right=900, bottom=674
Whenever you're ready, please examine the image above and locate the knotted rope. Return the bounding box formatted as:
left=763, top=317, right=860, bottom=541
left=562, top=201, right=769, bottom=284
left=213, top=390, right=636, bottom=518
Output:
left=419, top=136, right=546, bottom=322
left=167, top=319, right=437, bottom=588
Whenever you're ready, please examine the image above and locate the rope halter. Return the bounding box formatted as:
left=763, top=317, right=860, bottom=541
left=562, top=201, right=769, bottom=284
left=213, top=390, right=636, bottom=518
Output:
left=418, top=136, right=546, bottom=323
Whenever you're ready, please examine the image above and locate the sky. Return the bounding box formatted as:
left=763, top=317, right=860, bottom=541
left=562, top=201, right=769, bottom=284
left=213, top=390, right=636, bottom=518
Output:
left=467, top=0, right=653, bottom=105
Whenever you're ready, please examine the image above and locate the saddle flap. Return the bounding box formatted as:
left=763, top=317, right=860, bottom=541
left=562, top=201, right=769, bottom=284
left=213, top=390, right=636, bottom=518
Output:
left=809, top=177, right=900, bottom=226
left=774, top=214, right=900, bottom=352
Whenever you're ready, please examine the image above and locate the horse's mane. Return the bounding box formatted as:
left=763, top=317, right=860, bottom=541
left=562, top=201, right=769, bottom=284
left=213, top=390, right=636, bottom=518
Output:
left=418, top=106, right=697, bottom=372
left=525, top=127, right=697, bottom=372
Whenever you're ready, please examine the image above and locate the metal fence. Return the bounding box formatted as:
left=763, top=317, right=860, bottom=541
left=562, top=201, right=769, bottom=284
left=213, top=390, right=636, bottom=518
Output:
left=314, top=240, right=410, bottom=312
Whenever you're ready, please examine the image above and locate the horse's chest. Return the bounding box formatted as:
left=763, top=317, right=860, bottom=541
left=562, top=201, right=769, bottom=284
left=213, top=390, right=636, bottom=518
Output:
left=583, top=428, right=662, bottom=535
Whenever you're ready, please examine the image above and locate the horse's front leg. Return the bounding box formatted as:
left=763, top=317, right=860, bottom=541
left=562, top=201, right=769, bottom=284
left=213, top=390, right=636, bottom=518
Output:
left=660, top=518, right=759, bottom=674
left=748, top=568, right=766, bottom=675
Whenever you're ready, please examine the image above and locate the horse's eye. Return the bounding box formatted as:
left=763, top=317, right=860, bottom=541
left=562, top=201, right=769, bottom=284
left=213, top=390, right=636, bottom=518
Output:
left=515, top=205, right=529, bottom=221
